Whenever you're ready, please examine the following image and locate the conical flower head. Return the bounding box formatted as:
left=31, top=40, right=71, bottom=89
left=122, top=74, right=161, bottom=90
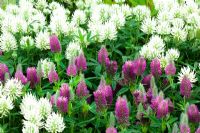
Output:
left=48, top=70, right=59, bottom=83
left=151, top=96, right=163, bottom=112
left=122, top=61, right=135, bottom=83
left=105, top=85, right=113, bottom=106
left=142, top=74, right=152, bottom=89
left=26, top=67, right=39, bottom=88
left=115, top=97, right=129, bottom=126
left=0, top=63, right=9, bottom=81
left=93, top=89, right=107, bottom=112
left=106, top=61, right=118, bottom=76
left=60, top=83, right=70, bottom=99
left=76, top=80, right=89, bottom=98
left=165, top=63, right=176, bottom=75
left=187, top=104, right=200, bottom=123
left=75, top=53, right=87, bottom=71
left=180, top=76, right=192, bottom=98
left=132, top=57, right=146, bottom=76
left=15, top=70, right=27, bottom=85
left=98, top=46, right=110, bottom=65
left=56, top=96, right=68, bottom=113
left=150, top=58, right=162, bottom=77
left=66, top=62, right=77, bottom=77
left=106, top=127, right=117, bottom=133
left=157, top=99, right=169, bottom=118
left=49, top=35, right=61, bottom=52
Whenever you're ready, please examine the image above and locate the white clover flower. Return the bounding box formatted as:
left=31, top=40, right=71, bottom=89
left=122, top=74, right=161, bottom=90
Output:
left=35, top=31, right=50, bottom=50
left=120, top=4, right=132, bottom=17
left=2, top=78, right=23, bottom=101
left=110, top=12, right=125, bottom=29
left=178, top=67, right=197, bottom=85
left=39, top=58, right=55, bottom=79
left=159, top=55, right=169, bottom=68
left=153, top=0, right=178, bottom=11
left=49, top=15, right=68, bottom=35
left=99, top=21, right=117, bottom=42
left=72, top=10, right=87, bottom=25
left=20, top=93, right=38, bottom=116
left=141, top=18, right=157, bottom=34
left=23, top=109, right=43, bottom=128
left=115, top=0, right=125, bottom=3
left=0, top=32, right=17, bottom=52
left=65, top=41, right=81, bottom=60
left=35, top=0, right=48, bottom=11
left=29, top=11, right=46, bottom=33
left=0, top=96, right=13, bottom=118
left=15, top=16, right=28, bottom=33
left=45, top=113, right=65, bottom=133
left=6, top=4, right=19, bottom=15
left=22, top=121, right=39, bottom=133
left=64, top=22, right=78, bottom=36
left=156, top=21, right=171, bottom=35
left=148, top=35, right=165, bottom=53
left=38, top=98, right=52, bottom=119
left=186, top=13, right=200, bottom=27
left=51, top=7, right=69, bottom=19
left=165, top=48, right=180, bottom=61
left=171, top=18, right=184, bottom=29
left=132, top=5, right=151, bottom=21
left=49, top=2, right=62, bottom=11
left=171, top=28, right=187, bottom=41
left=19, top=0, right=34, bottom=21
left=1, top=15, right=17, bottom=33
left=88, top=21, right=102, bottom=41
left=157, top=10, right=174, bottom=22
left=20, top=36, right=35, bottom=49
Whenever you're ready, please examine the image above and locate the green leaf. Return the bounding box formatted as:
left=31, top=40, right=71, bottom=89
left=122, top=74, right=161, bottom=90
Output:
left=116, top=87, right=129, bottom=96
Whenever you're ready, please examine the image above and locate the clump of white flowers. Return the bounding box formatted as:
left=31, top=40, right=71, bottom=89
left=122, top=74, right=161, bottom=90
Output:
left=0, top=96, right=13, bottom=118
left=65, top=41, right=81, bottom=61
left=0, top=32, right=17, bottom=52
left=45, top=112, right=65, bottom=133
left=22, top=121, right=39, bottom=133
left=38, top=98, right=52, bottom=119
left=140, top=0, right=200, bottom=41
left=20, top=36, right=35, bottom=49
left=38, top=58, right=55, bottom=79
left=72, top=10, right=87, bottom=25
left=132, top=5, right=151, bottom=21
left=35, top=31, right=50, bottom=50
left=178, top=66, right=197, bottom=85
left=2, top=78, right=24, bottom=101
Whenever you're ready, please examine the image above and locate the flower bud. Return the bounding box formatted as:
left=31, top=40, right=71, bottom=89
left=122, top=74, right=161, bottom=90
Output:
left=75, top=53, right=87, bottom=71
left=94, top=90, right=107, bottom=112
left=187, top=104, right=200, bottom=123
left=180, top=124, right=190, bottom=133
left=106, top=61, right=118, bottom=76
left=56, top=96, right=68, bottom=113
left=132, top=57, right=146, bottom=76
left=0, top=63, right=9, bottom=81
left=26, top=67, right=39, bottom=88
left=180, top=76, right=192, bottom=98
left=15, top=70, right=27, bottom=85
left=122, top=61, right=135, bottom=83
left=49, top=35, right=61, bottom=52
left=98, top=46, right=110, bottom=65
left=66, top=62, right=77, bottom=77
left=150, top=58, right=162, bottom=77
left=106, top=127, right=117, bottom=133
left=76, top=80, right=89, bottom=98
left=48, top=70, right=59, bottom=83
left=60, top=83, right=70, bottom=99
left=165, top=63, right=176, bottom=75
left=142, top=74, right=152, bottom=89
left=157, top=99, right=169, bottom=118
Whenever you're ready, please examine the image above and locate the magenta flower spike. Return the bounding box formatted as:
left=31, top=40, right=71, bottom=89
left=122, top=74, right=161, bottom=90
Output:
left=142, top=74, right=152, bottom=89
left=66, top=62, right=77, bottom=77
left=98, top=46, right=110, bottom=65
left=93, top=89, right=107, bottom=112
left=122, top=61, right=135, bottom=83
left=48, top=70, right=59, bottom=83
left=0, top=63, right=9, bottom=81
left=60, top=83, right=70, bottom=99
left=106, top=61, right=118, bottom=76
left=75, top=53, right=87, bottom=71
left=50, top=95, right=55, bottom=105
left=76, top=80, right=89, bottom=98
left=49, top=35, right=61, bottom=52
left=115, top=97, right=129, bottom=126
left=15, top=70, right=28, bottom=85
left=106, top=127, right=118, bottom=133
left=56, top=96, right=68, bottom=113
left=195, top=128, right=200, bottom=133
left=180, top=76, right=192, bottom=98
left=132, top=57, right=146, bottom=76
left=156, top=99, right=169, bottom=118
left=165, top=63, right=176, bottom=75
left=187, top=104, right=200, bottom=123
left=151, top=96, right=163, bottom=112
left=150, top=58, right=162, bottom=77
left=26, top=67, right=39, bottom=88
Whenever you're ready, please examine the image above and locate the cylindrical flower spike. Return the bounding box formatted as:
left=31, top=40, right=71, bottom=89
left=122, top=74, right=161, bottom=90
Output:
left=26, top=67, right=39, bottom=88
left=180, top=76, right=192, bottom=98
left=60, top=83, right=70, bottom=99
left=106, top=61, right=118, bottom=76
left=156, top=99, right=169, bottom=118
left=165, top=63, right=176, bottom=75
left=49, top=35, right=61, bottom=52
left=98, top=46, right=110, bottom=65
left=56, top=96, right=68, bottom=113
left=93, top=90, right=107, bottom=112
left=180, top=124, right=190, bottom=133
left=187, top=104, right=200, bottom=123
left=106, top=127, right=118, bottom=133
left=142, top=74, right=152, bottom=89
left=150, top=58, right=162, bottom=77
left=105, top=85, right=113, bottom=106
left=66, top=62, right=77, bottom=77
left=48, top=70, right=59, bottom=83
left=151, top=96, right=163, bottom=112
left=115, top=97, right=129, bottom=126
left=50, top=95, right=55, bottom=105
left=15, top=70, right=27, bottom=85
left=76, top=80, right=89, bottom=98
left=75, top=53, right=87, bottom=71
left=132, top=57, right=146, bottom=76
left=0, top=63, right=9, bottom=81
left=122, top=61, right=135, bottom=84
